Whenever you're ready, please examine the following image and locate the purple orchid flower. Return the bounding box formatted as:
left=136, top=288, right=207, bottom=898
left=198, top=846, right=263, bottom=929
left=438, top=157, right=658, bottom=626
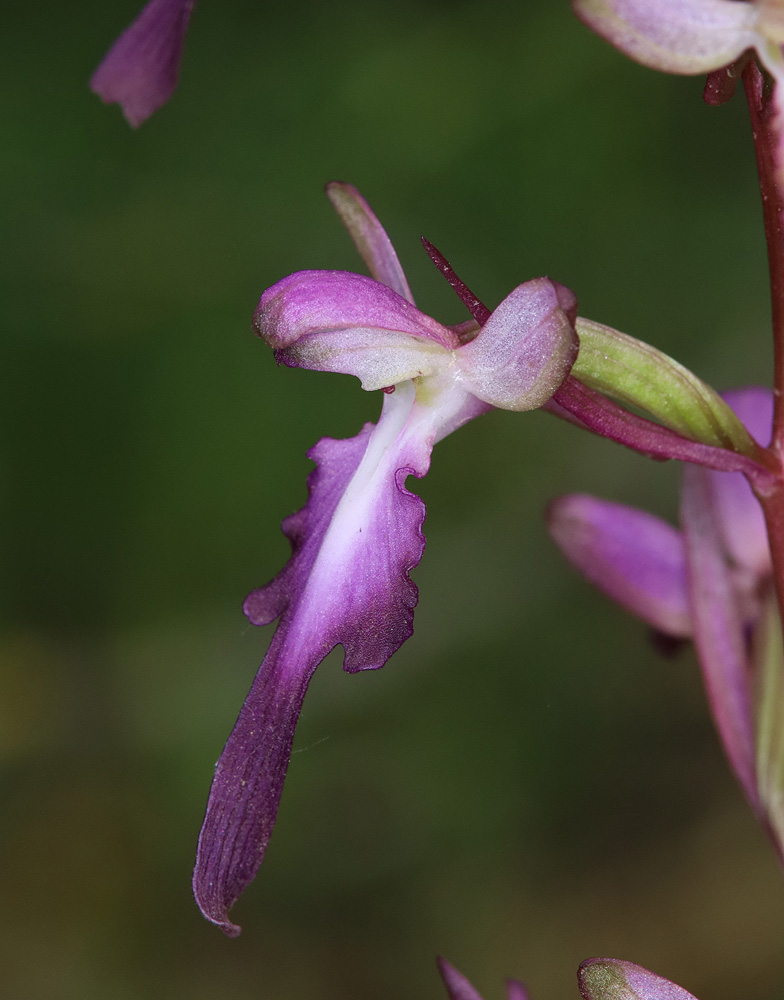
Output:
left=90, top=0, right=195, bottom=127
left=548, top=387, right=784, bottom=860
left=437, top=956, right=697, bottom=1000
left=192, top=182, right=579, bottom=935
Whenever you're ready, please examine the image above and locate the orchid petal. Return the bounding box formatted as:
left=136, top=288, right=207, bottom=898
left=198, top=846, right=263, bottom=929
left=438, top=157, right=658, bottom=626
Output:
left=437, top=959, right=528, bottom=1000
left=548, top=495, right=692, bottom=638
left=457, top=278, right=579, bottom=411
left=708, top=388, right=773, bottom=579
left=194, top=382, right=458, bottom=933
left=505, top=982, right=530, bottom=1000
left=572, top=0, right=761, bottom=75
left=326, top=183, right=415, bottom=304
left=254, top=271, right=456, bottom=390
left=754, top=590, right=784, bottom=861
left=578, top=959, right=699, bottom=1000
left=681, top=464, right=759, bottom=808
left=90, top=0, right=195, bottom=127
left=438, top=959, right=487, bottom=1000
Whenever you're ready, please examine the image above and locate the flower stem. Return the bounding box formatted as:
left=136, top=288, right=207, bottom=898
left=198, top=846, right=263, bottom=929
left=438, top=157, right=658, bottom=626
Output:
left=743, top=61, right=784, bottom=452
left=743, top=61, right=784, bottom=628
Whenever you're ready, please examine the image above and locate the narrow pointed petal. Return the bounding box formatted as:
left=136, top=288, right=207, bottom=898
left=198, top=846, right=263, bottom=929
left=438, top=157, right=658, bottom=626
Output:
left=753, top=590, right=784, bottom=861
left=457, top=278, right=579, bottom=411
left=326, top=183, right=415, bottom=304
left=438, top=958, right=487, bottom=1000
left=548, top=495, right=692, bottom=638
left=572, top=0, right=761, bottom=75
left=578, top=959, right=699, bottom=1000
left=505, top=981, right=529, bottom=1000
left=681, top=464, right=759, bottom=808
left=194, top=384, right=443, bottom=932
left=90, top=0, right=195, bottom=127
left=709, top=388, right=773, bottom=579
left=255, top=271, right=456, bottom=390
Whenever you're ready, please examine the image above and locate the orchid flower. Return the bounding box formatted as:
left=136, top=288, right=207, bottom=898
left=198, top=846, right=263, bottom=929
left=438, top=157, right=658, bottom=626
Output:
left=91, top=0, right=195, bottom=126
left=548, top=387, right=784, bottom=861
left=192, top=182, right=579, bottom=935
left=437, top=956, right=698, bottom=1000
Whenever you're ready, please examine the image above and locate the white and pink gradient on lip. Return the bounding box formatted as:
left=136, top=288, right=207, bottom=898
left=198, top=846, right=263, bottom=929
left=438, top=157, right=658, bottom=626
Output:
left=90, top=0, right=195, bottom=127
left=192, top=183, right=580, bottom=934
left=549, top=388, right=775, bottom=832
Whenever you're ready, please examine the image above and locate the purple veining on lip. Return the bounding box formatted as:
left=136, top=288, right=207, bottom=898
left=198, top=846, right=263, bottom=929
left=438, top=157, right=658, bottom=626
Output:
left=90, top=0, right=195, bottom=127
left=194, top=183, right=582, bottom=933
left=547, top=494, right=692, bottom=638
left=194, top=385, right=439, bottom=934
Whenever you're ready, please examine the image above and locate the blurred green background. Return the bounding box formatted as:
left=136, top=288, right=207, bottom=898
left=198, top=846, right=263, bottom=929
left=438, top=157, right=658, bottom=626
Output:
left=2, top=1, right=783, bottom=997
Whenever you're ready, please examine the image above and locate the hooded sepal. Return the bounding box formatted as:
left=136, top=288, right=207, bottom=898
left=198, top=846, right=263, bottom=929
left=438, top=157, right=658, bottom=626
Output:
left=455, top=279, right=579, bottom=411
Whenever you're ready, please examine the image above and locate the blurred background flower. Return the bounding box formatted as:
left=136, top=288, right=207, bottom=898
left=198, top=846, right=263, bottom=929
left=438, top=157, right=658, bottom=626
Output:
left=1, top=0, right=783, bottom=997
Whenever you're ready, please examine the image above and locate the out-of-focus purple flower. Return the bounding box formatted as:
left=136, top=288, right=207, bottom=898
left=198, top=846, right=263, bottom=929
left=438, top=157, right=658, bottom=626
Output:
left=438, top=957, right=528, bottom=1000
left=192, top=183, right=579, bottom=935
left=572, top=0, right=784, bottom=80
left=578, top=958, right=699, bottom=1000
left=90, top=0, right=195, bottom=127
left=548, top=388, right=784, bottom=859
left=437, top=956, right=697, bottom=1000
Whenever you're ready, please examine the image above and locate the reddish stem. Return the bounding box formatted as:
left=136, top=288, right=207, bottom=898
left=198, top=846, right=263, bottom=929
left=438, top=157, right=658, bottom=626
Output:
left=743, top=61, right=784, bottom=626
left=743, top=61, right=784, bottom=453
